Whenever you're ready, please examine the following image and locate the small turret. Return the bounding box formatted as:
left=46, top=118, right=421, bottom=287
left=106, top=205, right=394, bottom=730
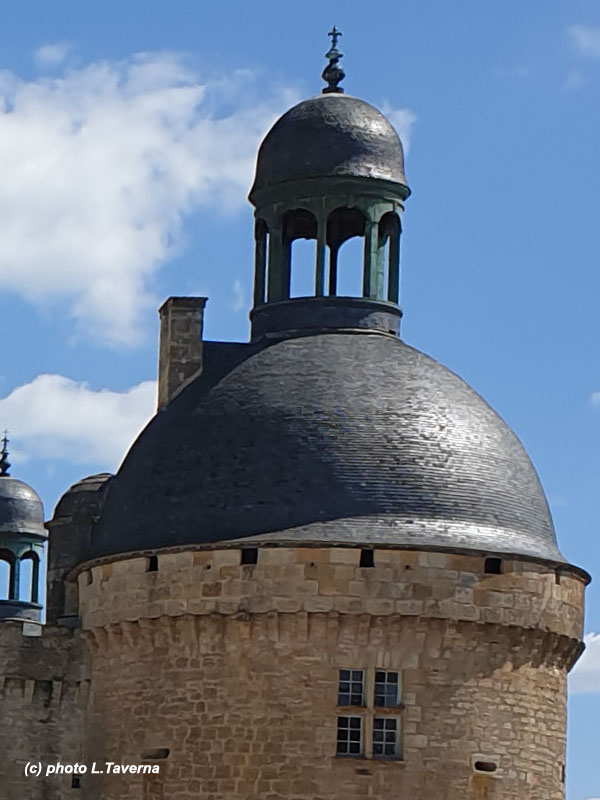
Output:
left=0, top=432, right=46, bottom=622
left=248, top=29, right=410, bottom=341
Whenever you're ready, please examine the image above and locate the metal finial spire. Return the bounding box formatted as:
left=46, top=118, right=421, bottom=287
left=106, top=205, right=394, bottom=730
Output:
left=0, top=429, right=10, bottom=477
left=328, top=25, right=342, bottom=51
left=322, top=26, right=345, bottom=94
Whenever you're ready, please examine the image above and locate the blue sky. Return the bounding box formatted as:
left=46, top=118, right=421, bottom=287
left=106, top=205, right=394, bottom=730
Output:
left=0, top=2, right=598, bottom=796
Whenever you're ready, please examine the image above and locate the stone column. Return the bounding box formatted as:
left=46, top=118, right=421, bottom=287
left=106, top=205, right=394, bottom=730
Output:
left=253, top=219, right=267, bottom=307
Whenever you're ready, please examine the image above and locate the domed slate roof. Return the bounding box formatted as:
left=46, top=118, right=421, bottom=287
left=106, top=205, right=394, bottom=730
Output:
left=53, top=473, right=113, bottom=521
left=0, top=476, right=46, bottom=537
left=91, top=333, right=564, bottom=564
left=250, top=94, right=409, bottom=197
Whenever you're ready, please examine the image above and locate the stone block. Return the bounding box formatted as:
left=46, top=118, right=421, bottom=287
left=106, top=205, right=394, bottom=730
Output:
left=454, top=587, right=473, bottom=603
left=328, top=548, right=360, bottom=565
left=405, top=734, right=428, bottom=748
left=487, top=591, right=514, bottom=608
left=294, top=548, right=328, bottom=563
left=212, top=549, right=241, bottom=567
left=365, top=599, right=394, bottom=615
left=303, top=596, right=335, bottom=612
left=259, top=548, right=296, bottom=565
left=396, top=600, right=424, bottom=615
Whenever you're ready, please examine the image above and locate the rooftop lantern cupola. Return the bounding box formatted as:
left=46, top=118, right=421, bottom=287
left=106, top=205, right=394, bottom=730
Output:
left=0, top=431, right=46, bottom=623
left=248, top=28, right=411, bottom=340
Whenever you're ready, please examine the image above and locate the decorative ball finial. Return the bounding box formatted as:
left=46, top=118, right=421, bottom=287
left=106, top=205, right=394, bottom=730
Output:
left=322, top=26, right=345, bottom=94
left=0, top=429, right=10, bottom=477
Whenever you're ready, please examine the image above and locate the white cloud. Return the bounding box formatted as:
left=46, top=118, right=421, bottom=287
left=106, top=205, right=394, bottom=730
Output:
left=0, top=374, right=156, bottom=468
left=568, top=24, right=600, bottom=57
left=570, top=632, right=600, bottom=694
left=592, top=391, right=600, bottom=406
left=0, top=53, right=297, bottom=346
left=381, top=104, right=417, bottom=153
left=34, top=42, right=72, bottom=68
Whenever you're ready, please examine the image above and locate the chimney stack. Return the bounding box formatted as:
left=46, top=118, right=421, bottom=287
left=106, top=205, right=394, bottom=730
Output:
left=158, top=297, right=207, bottom=410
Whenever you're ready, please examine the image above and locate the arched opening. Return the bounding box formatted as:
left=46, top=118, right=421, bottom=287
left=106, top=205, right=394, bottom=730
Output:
left=19, top=551, right=40, bottom=603
left=0, top=557, right=11, bottom=600
left=335, top=237, right=364, bottom=296
left=19, top=557, right=34, bottom=602
left=0, top=549, right=15, bottom=600
left=289, top=239, right=317, bottom=297
left=378, top=212, right=401, bottom=303
left=326, top=208, right=366, bottom=296
left=283, top=209, right=318, bottom=299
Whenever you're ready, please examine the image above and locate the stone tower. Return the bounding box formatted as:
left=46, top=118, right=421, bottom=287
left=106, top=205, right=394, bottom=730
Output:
left=0, top=33, right=589, bottom=800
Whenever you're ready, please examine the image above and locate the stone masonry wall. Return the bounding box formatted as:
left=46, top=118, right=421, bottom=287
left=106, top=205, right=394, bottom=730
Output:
left=0, top=621, right=90, bottom=800
left=78, top=547, right=584, bottom=642
left=74, top=547, right=585, bottom=800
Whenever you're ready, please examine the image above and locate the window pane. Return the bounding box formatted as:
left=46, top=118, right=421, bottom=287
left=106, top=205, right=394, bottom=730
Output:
left=374, top=671, right=400, bottom=707
left=337, top=716, right=363, bottom=757
left=373, top=717, right=399, bottom=759
left=338, top=669, right=363, bottom=706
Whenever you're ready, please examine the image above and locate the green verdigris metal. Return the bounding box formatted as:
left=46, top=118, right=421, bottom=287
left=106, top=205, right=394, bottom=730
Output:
left=252, top=178, right=406, bottom=305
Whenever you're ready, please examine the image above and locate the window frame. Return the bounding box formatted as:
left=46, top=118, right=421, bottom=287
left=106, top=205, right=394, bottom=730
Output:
left=372, top=716, right=401, bottom=759
left=336, top=715, right=364, bottom=757
left=335, top=668, right=403, bottom=760
left=374, top=669, right=402, bottom=709
left=337, top=668, right=365, bottom=707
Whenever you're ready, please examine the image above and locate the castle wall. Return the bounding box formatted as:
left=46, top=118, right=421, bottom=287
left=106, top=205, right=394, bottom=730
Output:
left=76, top=546, right=585, bottom=800
left=0, top=622, right=90, bottom=800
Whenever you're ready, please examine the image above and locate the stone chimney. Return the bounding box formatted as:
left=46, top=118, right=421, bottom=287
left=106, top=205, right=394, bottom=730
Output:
left=158, top=297, right=207, bottom=410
